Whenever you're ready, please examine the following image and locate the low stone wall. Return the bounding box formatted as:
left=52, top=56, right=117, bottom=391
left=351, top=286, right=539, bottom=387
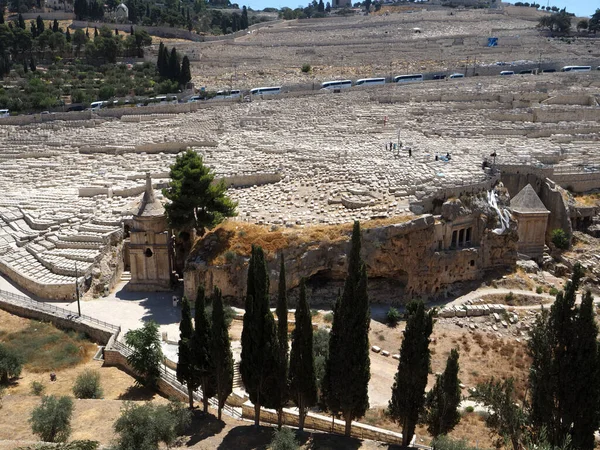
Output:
left=551, top=172, right=600, bottom=192
left=241, top=402, right=411, bottom=446
left=221, top=173, right=282, bottom=188
left=0, top=259, right=75, bottom=301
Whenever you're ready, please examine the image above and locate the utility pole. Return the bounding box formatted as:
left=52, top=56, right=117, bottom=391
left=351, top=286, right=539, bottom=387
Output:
left=75, top=262, right=81, bottom=317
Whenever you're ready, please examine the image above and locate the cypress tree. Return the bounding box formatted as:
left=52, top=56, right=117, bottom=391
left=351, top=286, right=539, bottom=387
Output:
left=210, top=287, right=233, bottom=421
left=322, top=221, right=370, bottom=436
left=157, top=42, right=166, bottom=76
left=241, top=5, right=248, bottom=29
left=29, top=58, right=36, bottom=72
left=36, top=15, right=43, bottom=33
left=65, top=28, right=71, bottom=42
left=274, top=253, right=289, bottom=428
left=388, top=300, right=434, bottom=446
left=0, top=10, right=4, bottom=25
left=52, top=19, right=59, bottom=32
left=289, top=278, right=317, bottom=431
left=176, top=296, right=199, bottom=409
left=169, top=47, right=180, bottom=82
left=193, top=286, right=215, bottom=413
left=94, top=26, right=98, bottom=37
left=30, top=21, right=37, bottom=38
left=424, top=348, right=461, bottom=438
left=240, top=245, right=281, bottom=426
left=130, top=25, right=134, bottom=35
left=17, top=13, right=25, bottom=29
left=179, top=55, right=191, bottom=86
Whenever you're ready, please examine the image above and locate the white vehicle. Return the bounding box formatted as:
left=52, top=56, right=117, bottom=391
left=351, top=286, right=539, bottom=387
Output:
left=500, top=70, right=515, bottom=76
left=250, top=86, right=282, bottom=96
left=90, top=101, right=104, bottom=111
left=227, top=89, right=241, bottom=99
left=355, top=77, right=386, bottom=87
left=0, top=109, right=9, bottom=118
left=449, top=73, right=465, bottom=79
left=187, top=95, right=202, bottom=103
left=321, top=80, right=352, bottom=90
left=394, top=74, right=423, bottom=83
left=561, top=65, right=592, bottom=72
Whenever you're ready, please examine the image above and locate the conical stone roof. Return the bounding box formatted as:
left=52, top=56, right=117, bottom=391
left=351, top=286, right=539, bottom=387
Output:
left=510, top=184, right=549, bottom=213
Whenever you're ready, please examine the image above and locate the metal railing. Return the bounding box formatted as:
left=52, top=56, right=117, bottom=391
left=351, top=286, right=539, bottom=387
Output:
left=0, top=288, right=120, bottom=333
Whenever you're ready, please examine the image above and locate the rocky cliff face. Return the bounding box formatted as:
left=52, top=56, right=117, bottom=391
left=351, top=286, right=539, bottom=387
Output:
left=183, top=200, right=518, bottom=305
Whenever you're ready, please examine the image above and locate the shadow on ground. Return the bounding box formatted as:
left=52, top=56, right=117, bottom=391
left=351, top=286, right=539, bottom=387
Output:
left=117, top=385, right=157, bottom=401
left=183, top=410, right=226, bottom=446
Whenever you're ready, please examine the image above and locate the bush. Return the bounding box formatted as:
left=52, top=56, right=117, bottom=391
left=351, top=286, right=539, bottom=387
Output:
left=551, top=228, right=569, bottom=250
left=323, top=312, right=333, bottom=323
left=505, top=291, right=514, bottom=302
left=124, top=321, right=163, bottom=388
left=549, top=287, right=559, bottom=296
left=313, top=328, right=330, bottom=389
left=270, top=427, right=299, bottom=450
left=431, top=435, right=479, bottom=450
left=73, top=369, right=103, bottom=399
left=0, top=343, right=23, bottom=384
left=300, top=63, right=311, bottom=73
left=536, top=286, right=543, bottom=294
left=15, top=441, right=99, bottom=450
left=29, top=395, right=73, bottom=442
left=113, top=401, right=191, bottom=450
left=386, top=307, right=401, bottom=326
left=465, top=405, right=475, bottom=413
left=30, top=381, right=45, bottom=396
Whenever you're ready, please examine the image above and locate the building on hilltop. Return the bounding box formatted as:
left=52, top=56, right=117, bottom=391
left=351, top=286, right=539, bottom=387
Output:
left=509, top=183, right=549, bottom=260
left=127, top=174, right=172, bottom=291
left=115, top=3, right=129, bottom=22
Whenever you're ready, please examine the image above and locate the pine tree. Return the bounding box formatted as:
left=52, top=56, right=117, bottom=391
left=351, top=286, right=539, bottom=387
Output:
left=322, top=221, right=370, bottom=436
left=169, top=47, right=180, bottom=82
left=424, top=348, right=461, bottom=438
left=274, top=253, right=289, bottom=428
left=176, top=296, right=199, bottom=408
left=210, top=287, right=233, bottom=421
left=318, top=0, right=324, bottom=12
left=240, top=245, right=281, bottom=426
left=289, top=278, right=317, bottom=431
left=193, top=286, right=215, bottom=413
left=388, top=300, right=434, bottom=446
left=179, top=55, right=191, bottom=86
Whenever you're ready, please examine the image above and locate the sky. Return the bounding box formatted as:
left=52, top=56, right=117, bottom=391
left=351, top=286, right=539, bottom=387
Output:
left=244, top=0, right=597, bottom=17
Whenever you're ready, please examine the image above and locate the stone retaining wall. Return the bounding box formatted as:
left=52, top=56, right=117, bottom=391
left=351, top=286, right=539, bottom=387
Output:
left=0, top=259, right=76, bottom=301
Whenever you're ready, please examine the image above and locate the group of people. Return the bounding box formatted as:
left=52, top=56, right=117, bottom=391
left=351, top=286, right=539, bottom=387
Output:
left=386, top=141, right=452, bottom=161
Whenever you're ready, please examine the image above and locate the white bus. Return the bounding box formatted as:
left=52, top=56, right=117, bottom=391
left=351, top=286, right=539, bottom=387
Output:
left=321, top=80, right=352, bottom=90
left=0, top=109, right=9, bottom=118
left=215, top=89, right=242, bottom=99
left=561, top=66, right=592, bottom=72
left=394, top=74, right=423, bottom=83
left=449, top=73, right=465, bottom=79
left=355, top=77, right=386, bottom=87
left=250, top=86, right=282, bottom=96
left=500, top=71, right=514, bottom=76
left=90, top=101, right=104, bottom=111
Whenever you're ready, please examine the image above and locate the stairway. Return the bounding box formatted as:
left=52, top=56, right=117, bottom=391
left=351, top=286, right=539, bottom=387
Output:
left=120, top=271, right=131, bottom=282
left=233, top=362, right=243, bottom=388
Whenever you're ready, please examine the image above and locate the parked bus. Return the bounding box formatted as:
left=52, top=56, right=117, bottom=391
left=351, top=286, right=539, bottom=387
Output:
left=215, top=89, right=242, bottom=99
left=449, top=73, right=465, bottom=79
left=250, top=86, right=282, bottom=96
left=321, top=80, right=352, bottom=90
left=394, top=74, right=423, bottom=83
left=354, top=77, right=386, bottom=87
left=561, top=66, right=592, bottom=72
left=0, top=109, right=9, bottom=118
left=500, top=71, right=514, bottom=76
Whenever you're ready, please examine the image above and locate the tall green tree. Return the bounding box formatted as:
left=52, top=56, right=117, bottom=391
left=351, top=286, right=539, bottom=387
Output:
left=210, top=287, right=233, bottom=421
left=241, top=5, right=249, bottom=29
left=29, top=396, right=73, bottom=443
left=176, top=297, right=199, bottom=409
left=157, top=41, right=168, bottom=77
left=388, top=300, right=434, bottom=446
left=168, top=47, right=180, bottom=82
left=274, top=252, right=289, bottom=428
left=424, top=348, right=461, bottom=438
left=289, top=278, right=317, bottom=431
left=125, top=320, right=163, bottom=388
left=193, top=286, right=215, bottom=413
left=179, top=55, right=191, bottom=86
left=240, top=245, right=282, bottom=426
left=322, top=221, right=371, bottom=436
left=162, top=149, right=237, bottom=235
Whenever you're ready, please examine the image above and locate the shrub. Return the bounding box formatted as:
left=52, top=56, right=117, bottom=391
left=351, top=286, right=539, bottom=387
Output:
left=73, top=369, right=103, bottom=399
left=224, top=250, right=236, bottom=263
left=313, top=328, right=329, bottom=389
left=549, top=287, right=559, bottom=296
left=30, top=381, right=45, bottom=396
left=270, top=427, right=299, bottom=450
left=300, top=63, right=311, bottom=73
left=386, top=307, right=401, bottom=326
left=29, top=395, right=73, bottom=442
left=551, top=228, right=569, bottom=250
left=536, top=286, right=543, bottom=294
left=431, top=435, right=479, bottom=450
left=505, top=291, right=514, bottom=302
left=323, top=312, right=333, bottom=323
left=464, top=405, right=475, bottom=413
left=15, top=441, right=99, bottom=450
left=0, top=343, right=23, bottom=384
left=310, top=309, right=319, bottom=317
left=124, top=321, right=163, bottom=388
left=377, top=333, right=385, bottom=342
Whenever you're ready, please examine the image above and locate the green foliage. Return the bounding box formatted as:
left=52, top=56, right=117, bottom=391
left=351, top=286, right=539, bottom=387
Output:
left=30, top=381, right=45, bottom=396
left=240, top=245, right=283, bottom=425
left=312, top=328, right=329, bottom=391
left=465, top=405, right=474, bottom=413
left=322, top=221, right=371, bottom=436
left=16, top=440, right=99, bottom=450
left=275, top=253, right=289, bottom=426
left=536, top=286, right=544, bottom=294
left=124, top=321, right=163, bottom=388
left=323, top=312, right=333, bottom=323
left=300, top=63, right=311, bottom=73
left=549, top=287, right=559, bottom=296
left=471, top=378, right=526, bottom=450
left=211, top=287, right=234, bottom=420
left=113, top=401, right=191, bottom=450
left=29, top=395, right=73, bottom=443
left=162, top=149, right=237, bottom=233
left=289, top=279, right=318, bottom=430
left=537, top=11, right=572, bottom=33
left=388, top=300, right=434, bottom=446
left=590, top=9, right=600, bottom=33
left=551, top=229, right=569, bottom=250
left=0, top=343, right=23, bottom=384
left=424, top=348, right=461, bottom=437
left=386, top=307, right=400, bottom=326
left=505, top=291, right=514, bottom=302
left=176, top=296, right=199, bottom=408
left=193, top=286, right=216, bottom=412
left=431, top=436, right=481, bottom=450
left=72, top=369, right=103, bottom=399
left=270, top=427, right=299, bottom=450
